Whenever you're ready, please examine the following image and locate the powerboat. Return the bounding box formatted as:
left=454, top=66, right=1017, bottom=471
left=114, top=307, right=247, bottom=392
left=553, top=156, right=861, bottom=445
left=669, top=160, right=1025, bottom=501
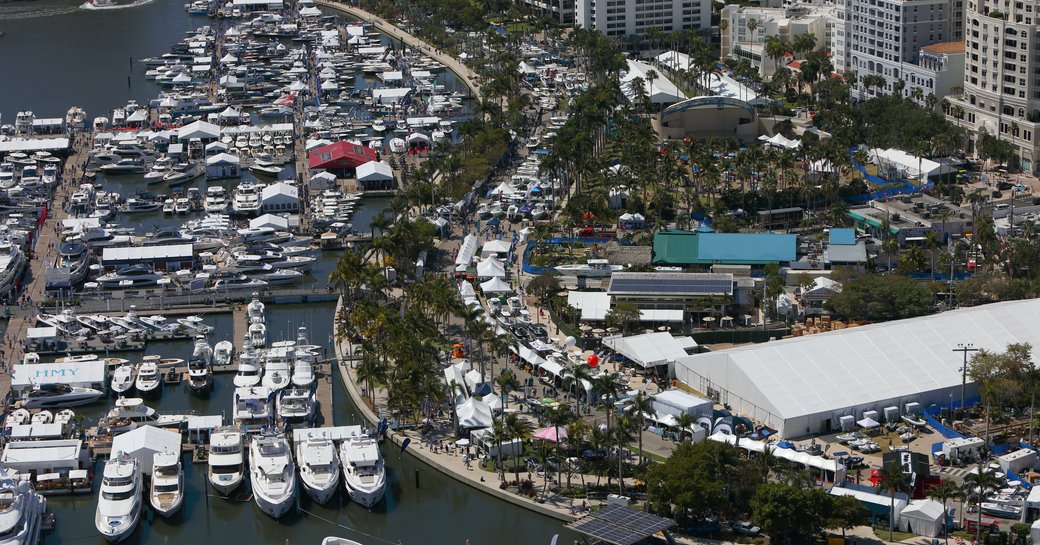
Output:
left=554, top=259, right=624, bottom=277
left=102, top=397, right=190, bottom=430
left=249, top=321, right=267, bottom=349
left=95, top=454, right=143, bottom=543
left=247, top=293, right=265, bottom=323
left=97, top=265, right=164, bottom=289
left=111, top=364, right=136, bottom=394
left=22, top=384, right=104, bottom=409
left=135, top=361, right=161, bottom=395
left=0, top=468, right=47, bottom=545
left=204, top=186, right=228, bottom=213
left=187, top=337, right=213, bottom=395
left=51, top=240, right=90, bottom=287
left=249, top=431, right=296, bottom=518
left=211, top=275, right=268, bottom=292
left=149, top=450, right=184, bottom=517
left=232, top=386, right=272, bottom=432
left=214, top=340, right=233, bottom=367
left=98, top=158, right=147, bottom=175
left=163, top=162, right=203, bottom=186
left=294, top=428, right=340, bottom=504
left=207, top=427, right=245, bottom=495
left=0, top=241, right=27, bottom=298
left=262, top=341, right=292, bottom=391
left=232, top=182, right=261, bottom=216
left=339, top=429, right=386, bottom=508
left=248, top=163, right=283, bottom=178
left=322, top=539, right=364, bottom=545
left=277, top=386, right=315, bottom=426
left=234, top=339, right=262, bottom=387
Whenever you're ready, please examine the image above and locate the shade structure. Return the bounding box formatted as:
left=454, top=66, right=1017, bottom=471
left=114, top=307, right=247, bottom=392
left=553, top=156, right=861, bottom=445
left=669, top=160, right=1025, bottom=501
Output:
left=485, top=394, right=503, bottom=412
left=480, top=277, right=512, bottom=294
left=900, top=499, right=945, bottom=537
left=456, top=397, right=493, bottom=430
left=177, top=120, right=220, bottom=141
left=533, top=426, right=567, bottom=443
left=356, top=160, right=393, bottom=182
left=857, top=417, right=880, bottom=429
left=458, top=281, right=476, bottom=298
left=476, top=256, right=506, bottom=278
left=110, top=425, right=181, bottom=475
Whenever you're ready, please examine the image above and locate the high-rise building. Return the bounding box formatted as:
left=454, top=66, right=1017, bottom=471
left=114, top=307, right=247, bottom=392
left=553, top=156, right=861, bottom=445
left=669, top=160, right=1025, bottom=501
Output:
left=845, top=0, right=963, bottom=105
left=575, top=0, right=710, bottom=38
left=719, top=5, right=834, bottom=78
left=515, top=0, right=575, bottom=24
left=945, top=4, right=1040, bottom=172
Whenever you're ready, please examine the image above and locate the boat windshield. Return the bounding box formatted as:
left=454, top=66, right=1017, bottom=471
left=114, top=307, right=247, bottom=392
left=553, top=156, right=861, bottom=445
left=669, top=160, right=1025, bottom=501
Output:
left=102, top=490, right=134, bottom=501
left=153, top=484, right=179, bottom=493
left=211, top=464, right=240, bottom=474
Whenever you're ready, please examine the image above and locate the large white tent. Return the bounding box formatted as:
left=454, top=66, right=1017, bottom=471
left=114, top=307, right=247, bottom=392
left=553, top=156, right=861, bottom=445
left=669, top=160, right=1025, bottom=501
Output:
left=177, top=120, right=220, bottom=141
left=476, top=256, right=506, bottom=278
left=676, top=299, right=1040, bottom=438
left=603, top=332, right=696, bottom=369
left=356, top=161, right=393, bottom=183
left=652, top=389, right=713, bottom=419
left=620, top=59, right=686, bottom=105
left=900, top=499, right=946, bottom=537
left=456, top=397, right=493, bottom=430
left=480, top=277, right=512, bottom=294
left=110, top=426, right=182, bottom=475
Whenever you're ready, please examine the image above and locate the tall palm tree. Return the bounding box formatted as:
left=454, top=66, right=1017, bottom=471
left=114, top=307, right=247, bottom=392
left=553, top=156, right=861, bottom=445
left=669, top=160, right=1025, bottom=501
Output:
left=877, top=464, right=911, bottom=541
left=488, top=418, right=511, bottom=480
left=593, top=373, right=623, bottom=430
left=928, top=480, right=962, bottom=545
left=674, top=412, right=695, bottom=441
left=543, top=404, right=573, bottom=486
left=494, top=369, right=521, bottom=408
left=612, top=414, right=635, bottom=494
left=628, top=391, right=654, bottom=466
left=563, top=362, right=594, bottom=415
left=962, top=464, right=1002, bottom=543
left=505, top=413, right=532, bottom=483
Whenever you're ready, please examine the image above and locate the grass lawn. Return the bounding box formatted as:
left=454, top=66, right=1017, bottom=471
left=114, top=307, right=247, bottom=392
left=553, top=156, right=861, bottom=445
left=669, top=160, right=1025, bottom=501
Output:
left=873, top=525, right=917, bottom=542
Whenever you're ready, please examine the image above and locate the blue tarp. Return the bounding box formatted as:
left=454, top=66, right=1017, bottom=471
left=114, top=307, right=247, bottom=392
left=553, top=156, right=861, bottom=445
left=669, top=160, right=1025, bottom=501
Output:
left=1007, top=469, right=1033, bottom=488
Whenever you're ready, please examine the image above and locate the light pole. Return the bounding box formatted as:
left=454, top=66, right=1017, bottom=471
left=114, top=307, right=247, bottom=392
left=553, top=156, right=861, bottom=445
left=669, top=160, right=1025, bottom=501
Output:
left=954, top=342, right=978, bottom=414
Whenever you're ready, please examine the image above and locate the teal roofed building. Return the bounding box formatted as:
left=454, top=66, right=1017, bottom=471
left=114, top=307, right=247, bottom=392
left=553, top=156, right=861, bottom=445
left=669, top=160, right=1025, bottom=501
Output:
left=653, top=229, right=797, bottom=266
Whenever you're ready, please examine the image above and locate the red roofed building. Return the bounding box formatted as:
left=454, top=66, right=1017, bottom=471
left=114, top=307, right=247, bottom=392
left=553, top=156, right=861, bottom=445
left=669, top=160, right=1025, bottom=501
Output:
left=308, top=141, right=377, bottom=171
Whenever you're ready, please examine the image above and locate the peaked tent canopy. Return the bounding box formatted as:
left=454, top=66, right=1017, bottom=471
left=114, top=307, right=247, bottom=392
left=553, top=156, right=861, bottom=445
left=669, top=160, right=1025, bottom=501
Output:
left=480, top=277, right=512, bottom=294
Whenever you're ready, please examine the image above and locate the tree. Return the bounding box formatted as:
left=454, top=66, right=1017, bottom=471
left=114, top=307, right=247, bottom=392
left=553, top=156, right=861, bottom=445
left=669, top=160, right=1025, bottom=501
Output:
left=505, top=413, right=532, bottom=483
left=527, top=273, right=561, bottom=307
left=628, top=391, right=654, bottom=466
left=543, top=404, right=573, bottom=486
left=495, top=369, right=521, bottom=409
left=605, top=302, right=641, bottom=334
left=929, top=480, right=963, bottom=545
left=645, top=441, right=729, bottom=519
left=878, top=464, right=911, bottom=541
left=674, top=412, right=695, bottom=441
left=828, top=495, right=870, bottom=538
left=825, top=274, right=934, bottom=322
left=962, top=463, right=1002, bottom=543
left=750, top=483, right=832, bottom=542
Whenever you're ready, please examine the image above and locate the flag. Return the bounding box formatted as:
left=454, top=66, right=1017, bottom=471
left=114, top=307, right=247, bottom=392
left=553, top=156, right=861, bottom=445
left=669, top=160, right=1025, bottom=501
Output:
left=400, top=437, right=411, bottom=453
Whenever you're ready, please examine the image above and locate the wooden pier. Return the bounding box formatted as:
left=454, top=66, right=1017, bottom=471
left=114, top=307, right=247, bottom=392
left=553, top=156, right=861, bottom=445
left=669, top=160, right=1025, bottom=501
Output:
left=315, top=360, right=334, bottom=426
left=231, top=303, right=247, bottom=349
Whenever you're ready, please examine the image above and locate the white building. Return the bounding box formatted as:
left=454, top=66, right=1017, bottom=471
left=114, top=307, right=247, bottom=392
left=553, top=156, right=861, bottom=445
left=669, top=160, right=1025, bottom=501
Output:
left=945, top=0, right=1040, bottom=173
left=719, top=4, right=833, bottom=78
left=674, top=298, right=1040, bottom=438
left=260, top=182, right=299, bottom=213
left=575, top=0, right=709, bottom=38
left=846, top=0, right=962, bottom=105
left=515, top=0, right=574, bottom=24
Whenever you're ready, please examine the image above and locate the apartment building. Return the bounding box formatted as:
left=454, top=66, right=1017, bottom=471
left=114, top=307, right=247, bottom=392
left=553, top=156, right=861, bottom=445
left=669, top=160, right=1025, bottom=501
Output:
left=575, top=0, right=710, bottom=37
left=719, top=4, right=834, bottom=77
left=515, top=0, right=575, bottom=24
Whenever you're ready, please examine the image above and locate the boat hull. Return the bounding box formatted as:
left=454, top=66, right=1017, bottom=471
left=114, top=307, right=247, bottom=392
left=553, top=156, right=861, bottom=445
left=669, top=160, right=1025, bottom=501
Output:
left=254, top=492, right=294, bottom=518
left=208, top=473, right=243, bottom=496
left=345, top=484, right=384, bottom=508
left=302, top=480, right=338, bottom=504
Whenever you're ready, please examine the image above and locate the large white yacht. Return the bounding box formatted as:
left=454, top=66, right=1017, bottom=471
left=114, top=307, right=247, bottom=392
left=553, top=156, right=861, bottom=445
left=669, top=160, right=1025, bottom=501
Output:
left=97, top=264, right=163, bottom=289
left=232, top=182, right=261, bottom=216
left=291, top=327, right=315, bottom=388
left=249, top=432, right=296, bottom=518
left=276, top=386, right=314, bottom=426
left=101, top=397, right=190, bottom=431
left=261, top=340, right=292, bottom=391
left=187, top=336, right=213, bottom=395
left=0, top=240, right=27, bottom=299
left=232, top=386, right=272, bottom=432
left=339, top=428, right=386, bottom=508
left=207, top=427, right=245, bottom=495
left=0, top=468, right=47, bottom=545
left=233, top=337, right=262, bottom=387
left=247, top=293, right=265, bottom=323
left=149, top=450, right=184, bottom=517
left=134, top=361, right=161, bottom=395
left=22, top=384, right=104, bottom=409
left=293, top=428, right=340, bottom=504
left=95, top=454, right=142, bottom=543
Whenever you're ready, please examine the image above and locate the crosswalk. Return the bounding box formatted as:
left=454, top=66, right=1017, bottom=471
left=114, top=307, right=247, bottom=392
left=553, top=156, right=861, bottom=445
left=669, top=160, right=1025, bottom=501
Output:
left=931, top=465, right=972, bottom=479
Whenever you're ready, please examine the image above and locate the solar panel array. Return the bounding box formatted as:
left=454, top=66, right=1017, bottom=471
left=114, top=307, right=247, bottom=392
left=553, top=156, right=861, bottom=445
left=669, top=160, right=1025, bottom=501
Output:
left=567, top=505, right=675, bottom=545
left=609, top=276, right=733, bottom=296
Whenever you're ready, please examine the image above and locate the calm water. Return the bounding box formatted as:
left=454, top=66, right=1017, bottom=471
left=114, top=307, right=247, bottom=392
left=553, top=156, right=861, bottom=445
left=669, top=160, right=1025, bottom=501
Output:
left=1, top=3, right=569, bottom=544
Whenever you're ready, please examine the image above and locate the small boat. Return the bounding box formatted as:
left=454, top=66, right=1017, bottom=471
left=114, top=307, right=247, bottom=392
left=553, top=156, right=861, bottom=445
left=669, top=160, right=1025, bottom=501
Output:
left=213, top=340, right=233, bottom=367
left=149, top=450, right=184, bottom=517
left=322, top=539, right=364, bottom=545
left=901, top=414, right=927, bottom=428
left=135, top=360, right=162, bottom=395
left=208, top=427, right=245, bottom=495
left=111, top=364, right=136, bottom=394
left=248, top=163, right=283, bottom=178
left=187, top=337, right=213, bottom=395
left=5, top=408, right=31, bottom=427
left=31, top=410, right=54, bottom=424
left=95, top=454, right=143, bottom=543
left=981, top=502, right=1022, bottom=518
left=294, top=428, right=341, bottom=504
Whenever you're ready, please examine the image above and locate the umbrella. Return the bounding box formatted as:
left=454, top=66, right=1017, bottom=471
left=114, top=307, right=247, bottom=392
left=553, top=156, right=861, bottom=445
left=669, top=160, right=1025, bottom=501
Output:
left=455, top=439, right=470, bottom=446
left=579, top=325, right=592, bottom=332
left=533, top=427, right=567, bottom=443
left=592, top=328, right=605, bottom=335
left=702, top=316, right=715, bottom=322
left=776, top=441, right=794, bottom=449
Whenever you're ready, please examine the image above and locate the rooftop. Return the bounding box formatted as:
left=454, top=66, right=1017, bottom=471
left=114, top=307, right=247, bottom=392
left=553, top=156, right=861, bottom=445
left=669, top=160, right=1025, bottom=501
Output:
left=607, top=272, right=734, bottom=297
left=653, top=230, right=797, bottom=265
left=922, top=41, right=965, bottom=54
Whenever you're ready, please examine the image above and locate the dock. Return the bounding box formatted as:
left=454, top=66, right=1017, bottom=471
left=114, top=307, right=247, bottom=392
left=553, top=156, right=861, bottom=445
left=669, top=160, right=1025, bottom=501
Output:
left=231, top=303, right=247, bottom=348
left=315, top=359, right=334, bottom=426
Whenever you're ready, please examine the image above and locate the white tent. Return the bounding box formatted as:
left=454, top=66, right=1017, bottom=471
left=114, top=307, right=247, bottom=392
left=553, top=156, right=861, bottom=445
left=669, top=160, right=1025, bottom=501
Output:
left=456, top=397, right=493, bottom=430
left=567, top=291, right=611, bottom=321
left=126, top=109, right=148, bottom=124
left=481, top=239, right=511, bottom=257
left=761, top=133, right=801, bottom=149
left=830, top=486, right=907, bottom=525
left=515, top=344, right=546, bottom=366
left=250, top=214, right=289, bottom=231
left=456, top=234, right=479, bottom=267
left=674, top=299, right=1040, bottom=438
left=110, top=426, right=181, bottom=475
left=309, top=171, right=337, bottom=190
left=480, top=277, right=512, bottom=294
left=476, top=256, right=506, bottom=278
left=603, top=332, right=695, bottom=368
left=356, top=161, right=393, bottom=182
left=458, top=281, right=476, bottom=298
left=218, top=106, right=241, bottom=120
left=388, top=138, right=406, bottom=153
left=406, top=132, right=430, bottom=144
left=900, top=499, right=945, bottom=538
left=620, top=59, right=686, bottom=104
left=652, top=389, right=713, bottom=419
left=177, top=120, right=220, bottom=141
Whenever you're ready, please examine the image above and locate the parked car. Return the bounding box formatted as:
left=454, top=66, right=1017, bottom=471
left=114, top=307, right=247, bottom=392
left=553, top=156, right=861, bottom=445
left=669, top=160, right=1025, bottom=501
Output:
left=730, top=521, right=761, bottom=536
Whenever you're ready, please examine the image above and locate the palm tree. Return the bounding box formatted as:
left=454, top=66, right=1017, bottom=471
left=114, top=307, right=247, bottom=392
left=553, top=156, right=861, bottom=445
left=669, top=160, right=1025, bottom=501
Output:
left=962, top=464, right=1002, bottom=543
left=593, top=373, right=623, bottom=430
left=543, top=404, right=573, bottom=486
left=674, top=412, right=695, bottom=441
left=495, top=369, right=521, bottom=408
left=928, top=480, right=963, bottom=545
left=354, top=352, right=386, bottom=403
left=505, top=413, right=532, bottom=483
left=745, top=18, right=759, bottom=56
left=628, top=391, right=654, bottom=466
left=878, top=464, right=911, bottom=541
left=488, top=417, right=511, bottom=479
left=563, top=362, right=594, bottom=415
left=612, top=414, right=635, bottom=494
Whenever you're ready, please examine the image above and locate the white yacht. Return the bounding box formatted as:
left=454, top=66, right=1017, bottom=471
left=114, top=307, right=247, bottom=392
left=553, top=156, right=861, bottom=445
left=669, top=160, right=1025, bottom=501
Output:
left=207, top=427, right=245, bottom=495
left=111, top=364, right=136, bottom=394
left=135, top=361, right=161, bottom=395
left=291, top=327, right=316, bottom=387
left=232, top=182, right=261, bottom=216
left=247, top=293, right=265, bottom=323
left=233, top=338, right=262, bottom=388
left=22, top=384, right=104, bottom=409
left=232, top=386, right=272, bottom=432
left=248, top=321, right=268, bottom=349
left=276, top=387, right=314, bottom=426
left=249, top=432, right=296, bottom=518
left=262, top=341, right=293, bottom=391
left=0, top=241, right=27, bottom=298
left=213, top=340, right=233, bottom=367
left=339, top=428, right=386, bottom=508
left=554, top=259, right=624, bottom=277
left=95, top=454, right=143, bottom=543
left=0, top=468, right=47, bottom=545
left=293, top=428, right=341, bottom=504
left=322, top=538, right=364, bottom=545
left=163, top=163, right=203, bottom=186
left=102, top=397, right=190, bottom=431
left=97, top=265, right=163, bottom=289
left=149, top=451, right=184, bottom=517
left=187, top=336, right=213, bottom=395
left=204, top=186, right=228, bottom=213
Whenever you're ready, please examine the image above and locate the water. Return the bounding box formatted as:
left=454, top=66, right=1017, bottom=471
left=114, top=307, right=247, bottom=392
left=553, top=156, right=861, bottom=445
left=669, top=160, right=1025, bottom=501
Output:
left=2, top=3, right=571, bottom=544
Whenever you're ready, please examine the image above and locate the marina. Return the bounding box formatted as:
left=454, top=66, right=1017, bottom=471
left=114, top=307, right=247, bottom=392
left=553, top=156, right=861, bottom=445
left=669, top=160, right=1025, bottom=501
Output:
left=0, top=0, right=570, bottom=544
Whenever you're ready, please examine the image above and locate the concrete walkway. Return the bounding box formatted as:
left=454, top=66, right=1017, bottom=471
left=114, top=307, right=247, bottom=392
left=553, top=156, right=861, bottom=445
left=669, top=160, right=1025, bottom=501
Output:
left=315, top=1, right=483, bottom=99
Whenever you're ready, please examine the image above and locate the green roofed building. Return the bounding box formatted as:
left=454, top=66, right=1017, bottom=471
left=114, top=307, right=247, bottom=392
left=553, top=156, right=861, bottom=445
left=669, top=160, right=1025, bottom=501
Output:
left=653, top=229, right=797, bottom=266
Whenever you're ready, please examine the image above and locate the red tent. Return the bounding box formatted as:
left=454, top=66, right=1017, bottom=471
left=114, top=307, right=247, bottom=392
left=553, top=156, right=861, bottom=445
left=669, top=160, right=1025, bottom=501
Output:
left=308, top=141, right=377, bottom=170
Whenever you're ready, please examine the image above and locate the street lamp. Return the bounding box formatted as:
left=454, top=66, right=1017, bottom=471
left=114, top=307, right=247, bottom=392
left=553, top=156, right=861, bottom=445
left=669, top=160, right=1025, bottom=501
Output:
left=954, top=342, right=978, bottom=414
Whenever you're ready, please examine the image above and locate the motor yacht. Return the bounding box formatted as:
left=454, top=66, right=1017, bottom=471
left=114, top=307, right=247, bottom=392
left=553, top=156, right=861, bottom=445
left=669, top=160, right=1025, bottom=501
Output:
left=102, top=397, right=190, bottom=430
left=339, top=429, right=385, bottom=508
left=249, top=431, right=296, bottom=518
left=94, top=454, right=142, bottom=543
left=232, top=386, right=272, bottom=432
left=97, top=265, right=163, bottom=289
left=277, top=386, right=315, bottom=426
left=0, top=468, right=47, bottom=545
left=121, top=198, right=162, bottom=213
left=234, top=339, right=262, bottom=388
left=174, top=198, right=191, bottom=215
left=55, top=240, right=90, bottom=287
left=204, top=186, right=228, bottom=213
left=248, top=163, right=283, bottom=178
left=207, top=427, right=245, bottom=495
left=294, top=428, right=340, bottom=504
left=214, top=340, right=233, bottom=367
left=262, top=341, right=292, bottom=391
left=247, top=293, right=265, bottom=323
left=187, top=337, right=213, bottom=395
left=553, top=259, right=624, bottom=277
left=111, top=364, right=136, bottom=394
left=22, top=384, right=104, bottom=409
left=249, top=320, right=267, bottom=349
left=149, top=450, right=184, bottom=517
left=211, top=274, right=269, bottom=292
left=163, top=163, right=203, bottom=186
left=232, top=182, right=261, bottom=216
left=99, top=158, right=147, bottom=175
left=0, top=241, right=27, bottom=298
left=135, top=361, right=161, bottom=395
